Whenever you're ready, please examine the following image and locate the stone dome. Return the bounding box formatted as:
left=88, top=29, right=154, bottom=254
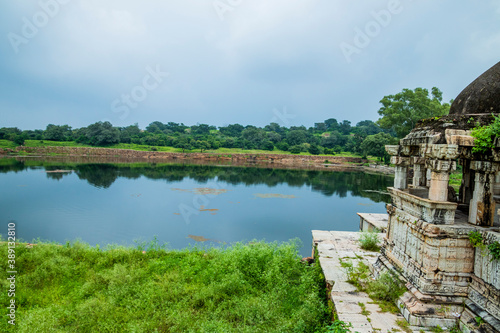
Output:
left=449, top=61, right=500, bottom=115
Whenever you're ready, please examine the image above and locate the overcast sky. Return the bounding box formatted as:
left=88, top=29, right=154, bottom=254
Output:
left=1, top=0, right=499, bottom=130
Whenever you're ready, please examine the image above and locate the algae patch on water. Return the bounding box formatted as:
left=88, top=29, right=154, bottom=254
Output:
left=171, top=188, right=230, bottom=195
left=254, top=193, right=296, bottom=199
left=188, top=234, right=210, bottom=242
left=199, top=205, right=218, bottom=212
left=187, top=234, right=223, bottom=243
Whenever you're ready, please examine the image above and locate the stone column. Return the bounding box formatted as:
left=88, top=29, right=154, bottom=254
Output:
left=412, top=157, right=426, bottom=187
left=426, top=159, right=455, bottom=202
left=426, top=169, right=432, bottom=187
left=391, top=156, right=411, bottom=190
left=468, top=161, right=498, bottom=226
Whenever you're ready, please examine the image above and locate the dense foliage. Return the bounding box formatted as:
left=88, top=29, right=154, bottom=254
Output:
left=377, top=87, right=450, bottom=138
left=0, top=240, right=330, bottom=332
left=470, top=114, right=500, bottom=153
left=0, top=118, right=396, bottom=160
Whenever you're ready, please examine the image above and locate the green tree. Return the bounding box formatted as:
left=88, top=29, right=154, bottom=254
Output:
left=77, top=121, right=120, bottom=146
left=324, top=118, right=339, bottom=131
left=43, top=124, right=72, bottom=141
left=195, top=140, right=211, bottom=152
left=377, top=87, right=450, bottom=138
left=289, top=145, right=301, bottom=154
left=175, top=136, right=192, bottom=153
left=308, top=144, right=321, bottom=155
left=219, top=124, right=244, bottom=137
left=119, top=124, right=141, bottom=143
left=339, top=120, right=351, bottom=135
left=13, top=134, right=25, bottom=146
left=260, top=141, right=274, bottom=151
left=360, top=133, right=397, bottom=161
left=286, top=130, right=307, bottom=146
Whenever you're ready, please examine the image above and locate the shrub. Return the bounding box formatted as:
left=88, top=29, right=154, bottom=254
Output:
left=470, top=114, right=500, bottom=153
left=290, top=145, right=302, bottom=154
left=359, top=231, right=380, bottom=251
left=366, top=271, right=406, bottom=303
left=323, top=320, right=352, bottom=333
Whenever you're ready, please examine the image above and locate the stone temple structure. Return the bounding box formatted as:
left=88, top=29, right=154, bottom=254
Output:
left=376, top=61, right=500, bottom=332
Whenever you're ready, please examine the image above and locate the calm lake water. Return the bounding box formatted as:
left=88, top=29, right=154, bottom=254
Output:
left=0, top=157, right=393, bottom=256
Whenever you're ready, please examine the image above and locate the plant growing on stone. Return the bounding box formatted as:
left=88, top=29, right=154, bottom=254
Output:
left=470, top=114, right=500, bottom=153
left=322, top=320, right=353, bottom=333
left=488, top=241, right=500, bottom=261
left=469, top=231, right=500, bottom=261
left=468, top=231, right=486, bottom=251
left=366, top=271, right=406, bottom=305
left=359, top=230, right=380, bottom=252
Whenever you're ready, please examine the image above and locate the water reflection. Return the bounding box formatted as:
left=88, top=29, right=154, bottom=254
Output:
left=0, top=158, right=392, bottom=202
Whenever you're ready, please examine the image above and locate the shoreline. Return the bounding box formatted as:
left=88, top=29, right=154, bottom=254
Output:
left=2, top=145, right=395, bottom=175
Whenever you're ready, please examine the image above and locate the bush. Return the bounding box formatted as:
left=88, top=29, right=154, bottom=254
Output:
left=290, top=145, right=302, bottom=154
left=471, top=114, right=500, bottom=153
left=366, top=271, right=406, bottom=303
left=359, top=230, right=380, bottom=251
left=308, top=144, right=321, bottom=155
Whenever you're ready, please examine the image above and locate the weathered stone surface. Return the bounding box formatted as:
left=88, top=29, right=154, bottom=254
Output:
left=357, top=213, right=388, bottom=232
left=313, top=231, right=405, bottom=332
left=388, top=187, right=457, bottom=224
left=445, top=129, right=474, bottom=146
left=450, top=61, right=500, bottom=115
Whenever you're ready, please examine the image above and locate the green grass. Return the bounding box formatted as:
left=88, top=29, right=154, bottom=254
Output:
left=449, top=171, right=462, bottom=192
left=0, top=139, right=17, bottom=149
left=23, top=140, right=90, bottom=148
left=0, top=239, right=330, bottom=332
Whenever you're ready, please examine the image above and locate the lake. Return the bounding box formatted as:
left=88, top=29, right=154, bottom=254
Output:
left=0, top=157, right=393, bottom=256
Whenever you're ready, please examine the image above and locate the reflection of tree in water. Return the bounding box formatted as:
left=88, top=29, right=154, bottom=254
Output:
left=74, top=164, right=119, bottom=189
left=45, top=172, right=65, bottom=181
left=0, top=159, right=393, bottom=202
left=0, top=159, right=26, bottom=173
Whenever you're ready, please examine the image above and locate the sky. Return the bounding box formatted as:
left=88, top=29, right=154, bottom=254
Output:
left=1, top=0, right=499, bottom=130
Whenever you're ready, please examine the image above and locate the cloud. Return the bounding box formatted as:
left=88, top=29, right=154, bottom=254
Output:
left=0, top=0, right=499, bottom=129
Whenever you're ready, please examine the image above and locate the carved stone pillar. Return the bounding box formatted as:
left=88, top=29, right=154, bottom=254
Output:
left=468, top=161, right=499, bottom=226
left=426, top=168, right=432, bottom=187
left=412, top=157, right=426, bottom=187
left=391, top=156, right=411, bottom=190
left=426, top=159, right=456, bottom=202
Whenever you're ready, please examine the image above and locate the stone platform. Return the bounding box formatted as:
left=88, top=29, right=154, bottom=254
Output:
left=357, top=213, right=389, bottom=232
left=312, top=230, right=405, bottom=333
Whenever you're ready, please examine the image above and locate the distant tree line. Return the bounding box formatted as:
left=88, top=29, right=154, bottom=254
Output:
left=0, top=87, right=451, bottom=162
left=0, top=119, right=397, bottom=161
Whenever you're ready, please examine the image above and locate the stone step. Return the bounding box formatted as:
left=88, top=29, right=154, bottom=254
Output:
left=313, top=230, right=406, bottom=333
